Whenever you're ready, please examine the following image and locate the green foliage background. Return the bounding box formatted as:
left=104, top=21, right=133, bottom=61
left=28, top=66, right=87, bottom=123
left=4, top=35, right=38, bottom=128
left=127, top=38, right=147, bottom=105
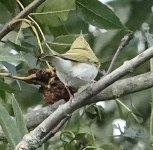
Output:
left=0, top=0, right=153, bottom=149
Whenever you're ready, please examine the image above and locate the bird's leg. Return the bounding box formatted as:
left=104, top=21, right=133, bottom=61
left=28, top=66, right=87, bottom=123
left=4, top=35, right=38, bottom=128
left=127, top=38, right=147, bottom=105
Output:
left=90, top=80, right=97, bottom=87
left=91, top=80, right=96, bottom=84
left=65, top=86, right=74, bottom=102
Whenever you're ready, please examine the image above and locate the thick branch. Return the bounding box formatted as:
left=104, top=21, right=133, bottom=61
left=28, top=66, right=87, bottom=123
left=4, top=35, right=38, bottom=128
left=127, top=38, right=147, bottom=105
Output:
left=25, top=100, right=65, bottom=129
left=92, top=72, right=153, bottom=103
left=23, top=72, right=153, bottom=129
left=0, top=0, right=46, bottom=40
left=16, top=46, right=153, bottom=150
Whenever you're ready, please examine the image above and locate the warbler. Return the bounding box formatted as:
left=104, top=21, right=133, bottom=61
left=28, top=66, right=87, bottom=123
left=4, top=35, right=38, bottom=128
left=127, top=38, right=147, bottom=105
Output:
left=41, top=33, right=100, bottom=91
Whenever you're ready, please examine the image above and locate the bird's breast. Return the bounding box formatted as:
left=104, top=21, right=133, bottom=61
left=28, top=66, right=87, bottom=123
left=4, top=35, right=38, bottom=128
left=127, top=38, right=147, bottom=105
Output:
left=51, top=57, right=98, bottom=88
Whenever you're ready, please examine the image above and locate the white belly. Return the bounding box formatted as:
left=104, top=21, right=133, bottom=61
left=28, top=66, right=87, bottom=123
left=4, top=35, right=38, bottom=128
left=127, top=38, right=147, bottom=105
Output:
left=52, top=57, right=98, bottom=88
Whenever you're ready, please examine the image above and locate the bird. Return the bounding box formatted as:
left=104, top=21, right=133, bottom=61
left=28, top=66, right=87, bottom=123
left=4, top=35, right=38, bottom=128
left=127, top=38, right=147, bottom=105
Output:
left=41, top=33, right=100, bottom=98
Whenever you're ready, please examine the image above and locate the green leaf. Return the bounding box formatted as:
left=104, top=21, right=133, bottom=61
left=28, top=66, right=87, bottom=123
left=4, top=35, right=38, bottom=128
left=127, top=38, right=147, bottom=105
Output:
left=0, top=43, right=26, bottom=62
left=100, top=143, right=121, bottom=150
left=126, top=0, right=153, bottom=31
left=0, top=2, right=11, bottom=24
left=0, top=53, right=25, bottom=62
left=0, top=0, right=16, bottom=13
left=115, top=99, right=124, bottom=119
left=2, top=62, right=16, bottom=74
left=18, top=0, right=33, bottom=7
left=123, top=125, right=147, bottom=139
left=76, top=0, right=126, bottom=29
left=37, top=144, right=44, bottom=150
left=0, top=100, right=21, bottom=149
left=0, top=62, right=5, bottom=70
left=0, top=90, right=5, bottom=100
left=12, top=95, right=28, bottom=136
left=14, top=81, right=42, bottom=111
left=6, top=41, right=33, bottom=53
left=73, top=133, right=85, bottom=140
left=64, top=110, right=83, bottom=133
left=0, top=80, right=17, bottom=93
left=85, top=104, right=105, bottom=122
left=34, top=0, right=75, bottom=27
left=64, top=11, right=89, bottom=33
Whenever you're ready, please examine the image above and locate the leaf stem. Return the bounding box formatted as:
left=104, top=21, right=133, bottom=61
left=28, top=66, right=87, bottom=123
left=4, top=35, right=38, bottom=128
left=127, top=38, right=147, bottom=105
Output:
left=115, top=99, right=140, bottom=123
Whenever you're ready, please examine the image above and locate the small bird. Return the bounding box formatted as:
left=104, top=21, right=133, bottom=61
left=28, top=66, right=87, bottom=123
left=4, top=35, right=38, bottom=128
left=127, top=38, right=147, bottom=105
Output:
left=41, top=33, right=100, bottom=97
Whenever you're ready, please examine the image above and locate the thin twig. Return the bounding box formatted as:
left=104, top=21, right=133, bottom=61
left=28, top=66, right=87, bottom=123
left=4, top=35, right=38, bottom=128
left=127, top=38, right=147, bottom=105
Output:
left=0, top=72, right=50, bottom=88
left=0, top=0, right=46, bottom=40
left=41, top=117, right=69, bottom=143
left=17, top=0, right=55, bottom=55
left=30, top=9, right=75, bottom=15
left=0, top=72, right=36, bottom=80
left=115, top=99, right=140, bottom=123
left=106, top=31, right=133, bottom=74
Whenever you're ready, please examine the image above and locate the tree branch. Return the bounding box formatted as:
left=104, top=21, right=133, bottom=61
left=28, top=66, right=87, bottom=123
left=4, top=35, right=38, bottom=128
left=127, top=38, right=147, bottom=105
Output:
left=25, top=100, right=65, bottom=129
left=0, top=0, right=46, bottom=40
left=23, top=72, right=153, bottom=129
left=15, top=46, right=153, bottom=150
left=92, top=72, right=153, bottom=103
left=0, top=72, right=152, bottom=141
